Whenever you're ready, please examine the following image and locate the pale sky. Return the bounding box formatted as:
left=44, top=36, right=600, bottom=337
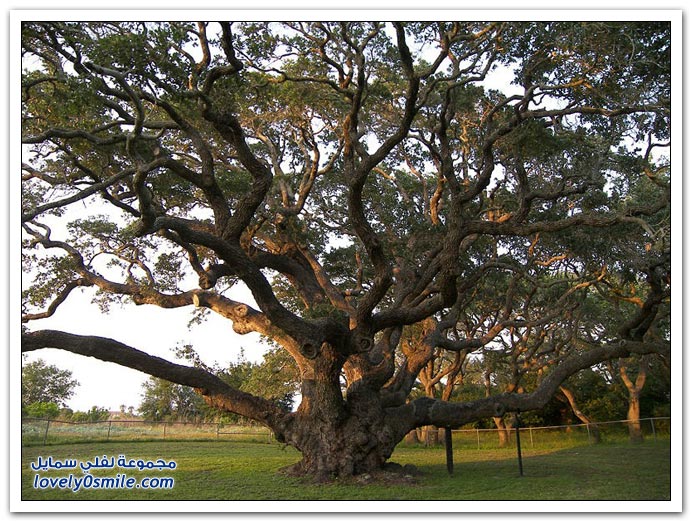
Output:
left=22, top=285, right=270, bottom=412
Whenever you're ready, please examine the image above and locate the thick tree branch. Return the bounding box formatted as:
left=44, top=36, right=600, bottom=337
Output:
left=22, top=329, right=286, bottom=427
left=386, top=338, right=668, bottom=434
left=345, top=58, right=421, bottom=325
left=203, top=109, right=273, bottom=241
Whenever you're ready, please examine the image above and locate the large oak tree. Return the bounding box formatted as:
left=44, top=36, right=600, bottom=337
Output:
left=21, top=20, right=671, bottom=479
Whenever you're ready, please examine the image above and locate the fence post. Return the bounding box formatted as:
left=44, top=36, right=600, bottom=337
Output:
left=529, top=426, right=534, bottom=448
left=163, top=423, right=167, bottom=439
left=514, top=413, right=524, bottom=477
left=43, top=420, right=50, bottom=446
left=107, top=421, right=113, bottom=441
left=586, top=423, right=591, bottom=444
left=476, top=428, right=480, bottom=450
left=216, top=422, right=220, bottom=440
left=650, top=418, right=657, bottom=441
left=444, top=427, right=454, bottom=476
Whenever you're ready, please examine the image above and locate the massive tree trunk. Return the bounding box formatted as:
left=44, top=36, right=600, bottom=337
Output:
left=272, top=339, right=664, bottom=478
left=269, top=345, right=401, bottom=479
left=280, top=396, right=399, bottom=480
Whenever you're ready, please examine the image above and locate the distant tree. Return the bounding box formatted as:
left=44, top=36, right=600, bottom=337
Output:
left=166, top=345, right=299, bottom=422
left=138, top=377, right=205, bottom=421
left=24, top=401, right=60, bottom=419
left=21, top=358, right=78, bottom=408
left=70, top=406, right=110, bottom=422
left=228, top=348, right=300, bottom=413
left=607, top=354, right=670, bottom=442
left=58, top=407, right=74, bottom=420
left=139, top=346, right=300, bottom=422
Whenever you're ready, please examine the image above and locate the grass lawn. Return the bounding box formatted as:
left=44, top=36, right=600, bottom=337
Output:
left=20, top=439, right=670, bottom=502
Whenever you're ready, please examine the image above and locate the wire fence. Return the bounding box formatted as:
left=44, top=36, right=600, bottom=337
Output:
left=21, top=416, right=670, bottom=448
left=21, top=418, right=274, bottom=446
left=413, top=417, right=671, bottom=450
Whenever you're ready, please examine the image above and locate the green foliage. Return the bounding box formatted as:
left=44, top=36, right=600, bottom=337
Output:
left=22, top=255, right=79, bottom=311
left=230, top=348, right=300, bottom=412
left=139, top=347, right=300, bottom=422
left=564, top=368, right=627, bottom=421
left=215, top=348, right=300, bottom=414
left=70, top=406, right=111, bottom=422
left=21, top=359, right=78, bottom=407
left=138, top=378, right=206, bottom=422
left=23, top=401, right=61, bottom=419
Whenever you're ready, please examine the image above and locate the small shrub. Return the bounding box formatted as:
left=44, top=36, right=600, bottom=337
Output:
left=23, top=402, right=60, bottom=419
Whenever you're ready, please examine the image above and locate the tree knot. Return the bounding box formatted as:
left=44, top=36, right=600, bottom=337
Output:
left=300, top=342, right=321, bottom=360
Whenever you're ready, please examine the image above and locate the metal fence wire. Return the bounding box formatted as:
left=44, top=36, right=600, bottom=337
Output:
left=21, top=416, right=670, bottom=447
left=415, top=417, right=671, bottom=449
left=21, top=418, right=275, bottom=446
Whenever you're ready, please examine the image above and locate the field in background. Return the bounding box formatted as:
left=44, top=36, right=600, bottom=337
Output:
left=21, top=418, right=274, bottom=445
left=20, top=438, right=671, bottom=502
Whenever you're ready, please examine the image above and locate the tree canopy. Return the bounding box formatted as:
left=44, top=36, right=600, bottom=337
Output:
left=21, top=20, right=671, bottom=479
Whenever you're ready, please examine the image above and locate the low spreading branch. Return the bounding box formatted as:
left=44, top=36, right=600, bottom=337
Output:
left=21, top=329, right=288, bottom=428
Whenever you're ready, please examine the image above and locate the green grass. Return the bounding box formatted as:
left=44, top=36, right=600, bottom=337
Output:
left=20, top=439, right=671, bottom=501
